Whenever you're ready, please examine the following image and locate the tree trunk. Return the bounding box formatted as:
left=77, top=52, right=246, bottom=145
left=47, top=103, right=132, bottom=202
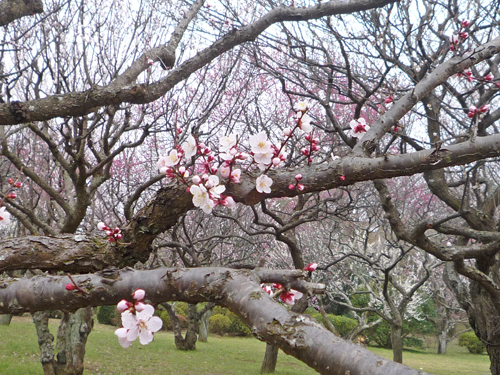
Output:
left=391, top=323, right=403, bottom=364
left=437, top=333, right=448, bottom=355
left=32, top=308, right=93, bottom=375
left=0, top=314, right=13, bottom=325
left=198, top=308, right=212, bottom=342
left=469, top=280, right=500, bottom=375
left=164, top=303, right=198, bottom=350
left=32, top=311, right=56, bottom=375
left=261, top=344, right=280, bottom=374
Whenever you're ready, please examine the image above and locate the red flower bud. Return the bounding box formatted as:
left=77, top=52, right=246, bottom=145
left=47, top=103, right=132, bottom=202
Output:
left=288, top=184, right=296, bottom=190
left=301, top=148, right=309, bottom=156
left=7, top=193, right=17, bottom=199
left=384, top=96, right=393, bottom=104
left=7, top=178, right=13, bottom=185
left=14, top=182, right=22, bottom=188
left=65, top=283, right=76, bottom=291
left=461, top=20, right=470, bottom=28
left=340, top=175, right=346, bottom=181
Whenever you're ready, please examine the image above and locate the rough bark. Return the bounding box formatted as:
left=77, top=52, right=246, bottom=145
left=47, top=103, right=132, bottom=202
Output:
left=0, top=0, right=43, bottom=26
left=53, top=308, right=94, bottom=375
left=32, top=311, right=56, bottom=375
left=0, top=267, right=432, bottom=375
left=31, top=308, right=94, bottom=375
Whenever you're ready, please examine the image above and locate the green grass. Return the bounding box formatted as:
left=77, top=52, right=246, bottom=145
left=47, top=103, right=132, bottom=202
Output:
left=0, top=317, right=492, bottom=375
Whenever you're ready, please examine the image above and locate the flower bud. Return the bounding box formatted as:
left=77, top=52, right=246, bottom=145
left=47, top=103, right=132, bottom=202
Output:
left=384, top=96, right=393, bottom=104
left=484, top=74, right=494, bottom=82
left=134, top=302, right=146, bottom=312
left=192, top=175, right=201, bottom=185
left=301, top=148, right=309, bottom=156
left=297, top=183, right=305, bottom=191
left=479, top=104, right=491, bottom=113
left=8, top=193, right=17, bottom=199
left=340, top=175, right=346, bottom=181
left=177, top=128, right=183, bottom=134
left=7, top=178, right=13, bottom=185
left=114, top=233, right=123, bottom=240
left=97, top=222, right=108, bottom=231
left=14, top=182, right=22, bottom=188
left=461, top=20, right=470, bottom=28
left=132, top=289, right=146, bottom=301
left=65, top=283, right=76, bottom=291
left=295, top=174, right=303, bottom=181
left=304, top=262, right=318, bottom=272
left=283, top=128, right=292, bottom=137
left=117, top=299, right=132, bottom=312
left=288, top=184, right=296, bottom=190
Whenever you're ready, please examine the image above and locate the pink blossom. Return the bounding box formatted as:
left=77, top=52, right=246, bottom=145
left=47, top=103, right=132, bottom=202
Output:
left=294, top=101, right=308, bottom=112
left=132, top=289, right=146, bottom=301
left=220, top=196, right=236, bottom=209
left=288, top=184, right=295, bottom=190
left=65, top=283, right=75, bottom=291
left=384, top=96, right=393, bottom=104
left=261, top=284, right=272, bottom=296
left=297, top=184, right=305, bottom=191
left=256, top=174, right=273, bottom=194
left=115, top=305, right=163, bottom=347
left=272, top=157, right=281, bottom=166
left=280, top=289, right=303, bottom=305
left=295, top=174, right=302, bottom=181
left=249, top=131, right=272, bottom=154
left=230, top=169, right=241, bottom=183
left=349, top=118, right=370, bottom=139
left=304, top=263, right=318, bottom=272
left=283, top=127, right=292, bottom=137
left=299, top=113, right=313, bottom=133
left=220, top=166, right=231, bottom=178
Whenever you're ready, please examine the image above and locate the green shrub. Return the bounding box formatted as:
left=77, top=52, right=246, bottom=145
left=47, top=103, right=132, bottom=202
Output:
left=97, top=305, right=119, bottom=326
left=329, top=315, right=358, bottom=337
left=209, top=314, right=232, bottom=335
left=310, top=313, right=357, bottom=338
left=459, top=332, right=485, bottom=354
left=227, top=312, right=251, bottom=336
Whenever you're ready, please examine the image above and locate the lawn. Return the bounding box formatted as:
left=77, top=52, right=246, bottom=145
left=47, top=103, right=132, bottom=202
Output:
left=0, top=317, right=491, bottom=375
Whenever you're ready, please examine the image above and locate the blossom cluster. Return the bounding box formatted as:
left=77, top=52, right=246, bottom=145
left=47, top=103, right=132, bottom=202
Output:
left=449, top=20, right=470, bottom=52
left=156, top=101, right=371, bottom=214
left=260, top=262, right=318, bottom=305
left=114, top=289, right=163, bottom=348
left=0, top=177, right=23, bottom=228
left=97, top=222, right=122, bottom=242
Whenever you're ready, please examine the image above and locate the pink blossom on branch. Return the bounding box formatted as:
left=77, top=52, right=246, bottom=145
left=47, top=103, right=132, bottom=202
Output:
left=349, top=118, right=370, bottom=139
left=256, top=174, right=273, bottom=194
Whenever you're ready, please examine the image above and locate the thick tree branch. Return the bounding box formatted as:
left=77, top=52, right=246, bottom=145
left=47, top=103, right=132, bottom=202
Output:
left=0, top=0, right=398, bottom=125
left=0, top=0, right=43, bottom=26
left=0, top=267, right=431, bottom=375
left=3, top=133, right=500, bottom=272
